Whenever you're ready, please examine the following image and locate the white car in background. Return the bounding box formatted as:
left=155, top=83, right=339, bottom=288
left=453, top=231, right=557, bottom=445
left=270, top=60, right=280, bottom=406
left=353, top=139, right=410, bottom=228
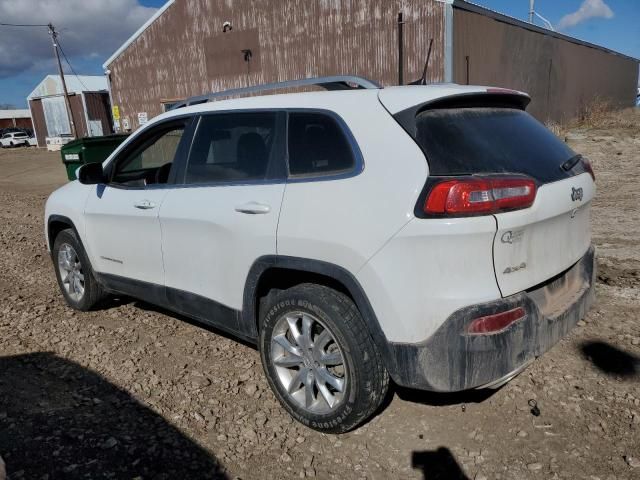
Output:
left=1, top=132, right=29, bottom=147
left=44, top=76, right=596, bottom=432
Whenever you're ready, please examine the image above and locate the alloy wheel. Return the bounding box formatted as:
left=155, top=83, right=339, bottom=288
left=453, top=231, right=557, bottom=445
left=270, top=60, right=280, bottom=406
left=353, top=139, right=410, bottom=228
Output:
left=57, top=243, right=85, bottom=302
left=270, top=311, right=347, bottom=414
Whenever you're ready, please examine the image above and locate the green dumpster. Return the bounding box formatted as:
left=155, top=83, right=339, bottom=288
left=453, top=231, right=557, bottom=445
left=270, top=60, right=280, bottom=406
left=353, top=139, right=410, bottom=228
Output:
left=61, top=134, right=129, bottom=181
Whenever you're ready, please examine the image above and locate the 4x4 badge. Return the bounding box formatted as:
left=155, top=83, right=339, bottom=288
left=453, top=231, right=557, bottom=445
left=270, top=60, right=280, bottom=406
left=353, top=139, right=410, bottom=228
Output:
left=571, top=187, right=583, bottom=202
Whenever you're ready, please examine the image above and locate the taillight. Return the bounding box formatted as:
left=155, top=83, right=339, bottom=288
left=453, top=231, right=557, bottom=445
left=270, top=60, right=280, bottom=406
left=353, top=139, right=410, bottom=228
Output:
left=582, top=157, right=596, bottom=182
left=424, top=176, right=536, bottom=216
left=467, top=307, right=526, bottom=335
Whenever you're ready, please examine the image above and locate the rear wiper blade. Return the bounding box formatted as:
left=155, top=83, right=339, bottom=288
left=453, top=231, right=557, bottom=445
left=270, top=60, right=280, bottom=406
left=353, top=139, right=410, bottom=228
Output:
left=561, top=154, right=582, bottom=172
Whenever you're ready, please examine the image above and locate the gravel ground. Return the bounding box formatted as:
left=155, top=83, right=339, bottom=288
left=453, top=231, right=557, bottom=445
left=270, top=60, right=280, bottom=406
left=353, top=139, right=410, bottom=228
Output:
left=0, top=110, right=639, bottom=480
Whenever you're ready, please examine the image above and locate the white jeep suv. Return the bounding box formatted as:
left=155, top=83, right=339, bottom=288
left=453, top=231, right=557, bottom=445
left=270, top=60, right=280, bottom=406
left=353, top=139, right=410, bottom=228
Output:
left=45, top=76, right=596, bottom=432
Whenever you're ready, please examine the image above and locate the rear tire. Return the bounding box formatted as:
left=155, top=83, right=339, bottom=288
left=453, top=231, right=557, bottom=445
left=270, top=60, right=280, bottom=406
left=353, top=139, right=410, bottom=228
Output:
left=52, top=228, right=106, bottom=311
left=259, top=283, right=389, bottom=433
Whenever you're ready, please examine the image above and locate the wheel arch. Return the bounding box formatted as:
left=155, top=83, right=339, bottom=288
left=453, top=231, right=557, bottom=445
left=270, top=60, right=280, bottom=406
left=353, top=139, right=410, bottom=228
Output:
left=243, top=255, right=397, bottom=372
left=47, top=215, right=83, bottom=252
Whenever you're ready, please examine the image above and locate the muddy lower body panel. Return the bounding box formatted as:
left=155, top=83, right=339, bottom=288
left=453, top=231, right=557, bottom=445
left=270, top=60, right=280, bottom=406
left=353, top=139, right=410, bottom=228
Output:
left=387, top=246, right=596, bottom=391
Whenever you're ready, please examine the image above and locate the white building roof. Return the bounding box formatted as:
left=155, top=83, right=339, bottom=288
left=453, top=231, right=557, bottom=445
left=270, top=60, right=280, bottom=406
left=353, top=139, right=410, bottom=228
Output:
left=0, top=109, right=31, bottom=120
left=27, top=75, right=108, bottom=100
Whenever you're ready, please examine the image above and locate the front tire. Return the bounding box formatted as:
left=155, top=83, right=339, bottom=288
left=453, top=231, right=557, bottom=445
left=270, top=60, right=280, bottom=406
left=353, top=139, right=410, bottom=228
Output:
left=259, top=283, right=389, bottom=433
left=52, top=228, right=106, bottom=311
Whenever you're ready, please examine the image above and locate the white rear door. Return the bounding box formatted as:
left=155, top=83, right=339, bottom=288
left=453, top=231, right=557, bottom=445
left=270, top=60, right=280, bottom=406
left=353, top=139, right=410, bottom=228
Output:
left=159, top=111, right=286, bottom=315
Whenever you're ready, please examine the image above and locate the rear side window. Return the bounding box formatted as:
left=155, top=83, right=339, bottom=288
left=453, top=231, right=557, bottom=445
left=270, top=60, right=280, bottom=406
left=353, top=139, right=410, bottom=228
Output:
left=410, top=108, right=576, bottom=183
left=185, top=112, right=279, bottom=184
left=287, top=112, right=355, bottom=177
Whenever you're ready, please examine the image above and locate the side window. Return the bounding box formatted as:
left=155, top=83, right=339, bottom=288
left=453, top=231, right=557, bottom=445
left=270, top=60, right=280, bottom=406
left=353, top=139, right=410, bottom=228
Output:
left=184, top=112, right=279, bottom=184
left=111, top=125, right=185, bottom=187
left=287, top=112, right=355, bottom=177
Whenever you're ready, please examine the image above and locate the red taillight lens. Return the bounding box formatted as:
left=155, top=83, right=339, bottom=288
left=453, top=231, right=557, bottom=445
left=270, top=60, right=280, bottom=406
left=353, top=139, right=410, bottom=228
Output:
left=424, top=176, right=536, bottom=216
left=467, top=307, right=526, bottom=335
left=582, top=158, right=595, bottom=182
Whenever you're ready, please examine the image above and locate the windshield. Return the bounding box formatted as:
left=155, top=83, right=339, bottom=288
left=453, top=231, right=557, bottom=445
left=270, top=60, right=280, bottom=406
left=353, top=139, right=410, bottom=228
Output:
left=410, top=107, right=576, bottom=183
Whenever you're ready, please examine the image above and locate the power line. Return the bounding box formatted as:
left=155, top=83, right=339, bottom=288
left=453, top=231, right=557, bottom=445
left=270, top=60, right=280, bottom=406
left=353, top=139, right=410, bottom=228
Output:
left=56, top=37, right=90, bottom=91
left=0, top=22, right=49, bottom=27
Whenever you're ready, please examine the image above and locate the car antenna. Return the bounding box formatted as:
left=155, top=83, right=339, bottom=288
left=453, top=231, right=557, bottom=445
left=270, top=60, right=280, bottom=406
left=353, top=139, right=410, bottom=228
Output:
left=409, top=38, right=434, bottom=86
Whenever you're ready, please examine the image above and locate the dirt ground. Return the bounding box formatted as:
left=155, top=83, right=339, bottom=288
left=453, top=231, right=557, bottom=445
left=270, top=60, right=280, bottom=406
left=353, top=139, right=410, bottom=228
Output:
left=0, top=110, right=638, bottom=480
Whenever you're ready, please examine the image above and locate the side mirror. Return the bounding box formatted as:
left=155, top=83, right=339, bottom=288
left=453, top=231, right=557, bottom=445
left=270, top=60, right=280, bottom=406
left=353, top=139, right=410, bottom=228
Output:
left=78, top=162, right=106, bottom=185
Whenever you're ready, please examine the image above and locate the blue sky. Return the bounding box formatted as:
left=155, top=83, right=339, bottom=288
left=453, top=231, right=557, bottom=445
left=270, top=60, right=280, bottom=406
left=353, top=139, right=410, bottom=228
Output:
left=0, top=0, right=637, bottom=108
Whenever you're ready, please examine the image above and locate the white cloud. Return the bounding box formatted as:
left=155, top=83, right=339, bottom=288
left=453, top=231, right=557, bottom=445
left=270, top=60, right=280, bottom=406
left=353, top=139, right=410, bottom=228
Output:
left=0, top=0, right=157, bottom=78
left=557, top=0, right=614, bottom=30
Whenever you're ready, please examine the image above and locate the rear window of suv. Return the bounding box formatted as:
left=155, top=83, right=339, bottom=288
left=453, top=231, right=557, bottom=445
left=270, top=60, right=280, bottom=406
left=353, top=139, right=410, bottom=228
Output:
left=287, top=112, right=355, bottom=177
left=409, top=107, right=576, bottom=183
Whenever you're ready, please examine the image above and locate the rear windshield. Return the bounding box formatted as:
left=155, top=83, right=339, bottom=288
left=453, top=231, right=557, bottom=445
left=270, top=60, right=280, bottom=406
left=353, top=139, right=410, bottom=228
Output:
left=410, top=107, right=575, bottom=183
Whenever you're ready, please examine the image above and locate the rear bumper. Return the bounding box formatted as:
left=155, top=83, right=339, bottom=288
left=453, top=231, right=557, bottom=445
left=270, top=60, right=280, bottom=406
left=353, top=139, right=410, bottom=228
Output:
left=386, top=246, right=596, bottom=391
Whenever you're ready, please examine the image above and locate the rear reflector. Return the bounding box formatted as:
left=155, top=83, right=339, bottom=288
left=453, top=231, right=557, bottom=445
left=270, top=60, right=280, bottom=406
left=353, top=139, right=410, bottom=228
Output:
left=424, top=176, right=536, bottom=216
left=467, top=307, right=526, bottom=335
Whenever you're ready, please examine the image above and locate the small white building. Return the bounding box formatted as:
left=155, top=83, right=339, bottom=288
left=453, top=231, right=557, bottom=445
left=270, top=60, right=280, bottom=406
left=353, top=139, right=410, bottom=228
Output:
left=27, top=75, right=113, bottom=147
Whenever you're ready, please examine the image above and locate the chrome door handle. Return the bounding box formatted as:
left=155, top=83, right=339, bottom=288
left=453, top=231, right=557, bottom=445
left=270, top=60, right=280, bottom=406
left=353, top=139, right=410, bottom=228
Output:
left=133, top=200, right=156, bottom=210
left=235, top=202, right=271, bottom=214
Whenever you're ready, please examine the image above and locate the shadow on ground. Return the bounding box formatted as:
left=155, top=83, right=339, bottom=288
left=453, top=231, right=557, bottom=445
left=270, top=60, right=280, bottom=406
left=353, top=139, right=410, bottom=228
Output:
left=0, top=352, right=227, bottom=479
left=394, top=385, right=497, bottom=407
left=412, top=447, right=470, bottom=480
left=581, top=340, right=639, bottom=378
left=105, top=296, right=258, bottom=350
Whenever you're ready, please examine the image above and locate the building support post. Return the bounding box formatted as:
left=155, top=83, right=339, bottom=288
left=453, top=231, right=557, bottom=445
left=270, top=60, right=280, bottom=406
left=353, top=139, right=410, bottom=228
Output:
left=443, top=0, right=454, bottom=83
left=397, top=12, right=404, bottom=85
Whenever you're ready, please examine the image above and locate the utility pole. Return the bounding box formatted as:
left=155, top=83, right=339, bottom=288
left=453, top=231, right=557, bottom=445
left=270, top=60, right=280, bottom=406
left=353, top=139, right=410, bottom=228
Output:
left=48, top=23, right=77, bottom=138
left=529, top=0, right=535, bottom=23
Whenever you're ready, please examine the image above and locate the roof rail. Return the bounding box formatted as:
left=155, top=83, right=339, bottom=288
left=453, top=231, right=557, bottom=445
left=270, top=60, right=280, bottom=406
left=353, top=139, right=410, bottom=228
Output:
left=171, top=75, right=381, bottom=110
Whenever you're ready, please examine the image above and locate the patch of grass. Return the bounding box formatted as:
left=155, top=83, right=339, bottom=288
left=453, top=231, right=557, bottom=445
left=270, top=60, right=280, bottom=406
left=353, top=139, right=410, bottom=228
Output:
left=545, top=100, right=638, bottom=138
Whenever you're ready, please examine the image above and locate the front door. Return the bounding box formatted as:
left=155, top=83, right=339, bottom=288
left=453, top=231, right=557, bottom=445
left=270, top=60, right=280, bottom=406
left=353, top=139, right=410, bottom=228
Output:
left=83, top=119, right=191, bottom=288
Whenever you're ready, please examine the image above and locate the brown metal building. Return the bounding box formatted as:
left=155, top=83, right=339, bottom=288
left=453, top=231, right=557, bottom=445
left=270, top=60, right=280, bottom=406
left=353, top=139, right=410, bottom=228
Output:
left=103, top=0, right=639, bottom=129
left=27, top=75, right=114, bottom=148
left=0, top=110, right=33, bottom=131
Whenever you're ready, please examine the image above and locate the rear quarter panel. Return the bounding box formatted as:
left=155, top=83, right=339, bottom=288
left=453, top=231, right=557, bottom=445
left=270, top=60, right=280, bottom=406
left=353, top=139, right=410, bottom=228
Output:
left=276, top=94, right=427, bottom=274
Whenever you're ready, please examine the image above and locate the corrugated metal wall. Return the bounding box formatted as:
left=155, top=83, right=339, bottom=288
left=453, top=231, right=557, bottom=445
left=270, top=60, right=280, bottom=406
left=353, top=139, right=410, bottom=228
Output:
left=28, top=99, right=46, bottom=148
left=70, top=95, right=88, bottom=138
left=453, top=8, right=639, bottom=122
left=109, top=0, right=446, bottom=128
left=28, top=95, right=100, bottom=146
left=84, top=92, right=114, bottom=136
left=0, top=118, right=33, bottom=129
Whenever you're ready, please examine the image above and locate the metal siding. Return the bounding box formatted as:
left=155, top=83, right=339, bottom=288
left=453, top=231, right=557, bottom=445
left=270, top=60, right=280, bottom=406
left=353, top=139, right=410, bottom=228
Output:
left=28, top=99, right=47, bottom=148
left=0, top=118, right=33, bottom=129
left=84, top=92, right=114, bottom=135
left=453, top=9, right=639, bottom=122
left=69, top=95, right=88, bottom=138
left=109, top=0, right=446, bottom=128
